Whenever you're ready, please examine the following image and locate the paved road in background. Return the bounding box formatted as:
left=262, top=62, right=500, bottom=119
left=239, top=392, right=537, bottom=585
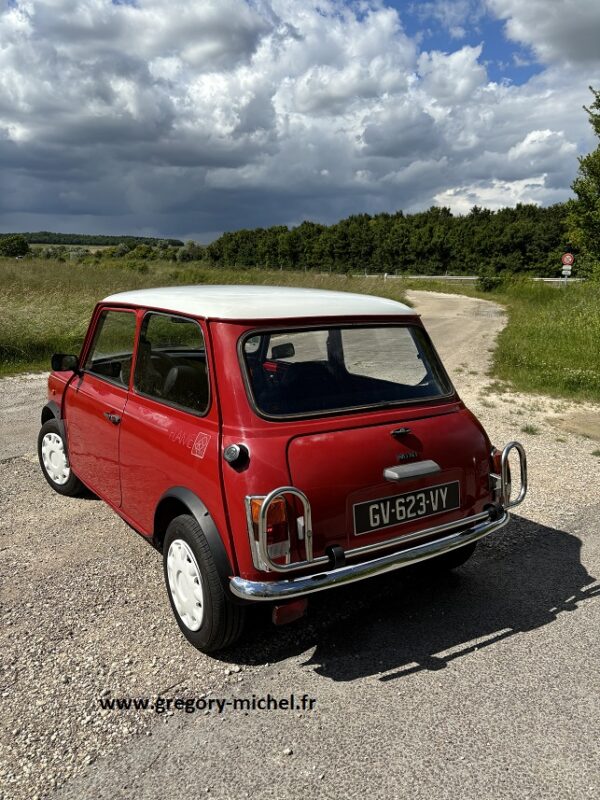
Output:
left=1, top=292, right=599, bottom=800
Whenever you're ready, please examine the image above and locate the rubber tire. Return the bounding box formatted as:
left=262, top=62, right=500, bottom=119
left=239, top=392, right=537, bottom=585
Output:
left=163, top=514, right=245, bottom=653
left=37, top=419, right=86, bottom=497
left=428, top=542, right=477, bottom=571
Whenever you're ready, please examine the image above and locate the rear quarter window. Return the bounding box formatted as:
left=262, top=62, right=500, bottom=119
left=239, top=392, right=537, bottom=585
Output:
left=134, top=312, right=209, bottom=415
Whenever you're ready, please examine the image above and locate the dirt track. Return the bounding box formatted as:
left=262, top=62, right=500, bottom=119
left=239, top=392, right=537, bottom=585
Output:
left=407, top=289, right=507, bottom=382
left=1, top=290, right=599, bottom=800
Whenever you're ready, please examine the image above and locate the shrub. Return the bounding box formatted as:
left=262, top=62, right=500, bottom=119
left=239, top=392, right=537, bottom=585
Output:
left=476, top=274, right=504, bottom=292
left=0, top=234, right=30, bottom=257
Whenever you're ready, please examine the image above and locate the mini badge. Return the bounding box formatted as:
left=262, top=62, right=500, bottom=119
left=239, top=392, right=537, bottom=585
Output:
left=397, top=451, right=418, bottom=461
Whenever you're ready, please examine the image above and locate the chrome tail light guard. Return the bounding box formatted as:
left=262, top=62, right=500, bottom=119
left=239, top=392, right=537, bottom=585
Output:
left=246, top=487, right=329, bottom=574
left=500, top=440, right=528, bottom=509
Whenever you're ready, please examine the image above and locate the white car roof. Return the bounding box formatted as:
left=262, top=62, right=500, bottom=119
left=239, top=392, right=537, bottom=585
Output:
left=102, top=285, right=413, bottom=320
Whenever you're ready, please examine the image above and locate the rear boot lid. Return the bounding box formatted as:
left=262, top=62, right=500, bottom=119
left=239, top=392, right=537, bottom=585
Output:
left=286, top=406, right=492, bottom=555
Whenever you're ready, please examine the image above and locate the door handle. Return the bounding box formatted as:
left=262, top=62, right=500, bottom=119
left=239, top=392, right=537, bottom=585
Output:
left=103, top=411, right=121, bottom=425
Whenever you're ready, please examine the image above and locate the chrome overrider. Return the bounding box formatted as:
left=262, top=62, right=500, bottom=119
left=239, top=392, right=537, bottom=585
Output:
left=230, top=441, right=527, bottom=602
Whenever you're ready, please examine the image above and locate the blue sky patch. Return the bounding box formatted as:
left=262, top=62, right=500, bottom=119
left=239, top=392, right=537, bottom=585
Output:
left=385, top=1, right=543, bottom=85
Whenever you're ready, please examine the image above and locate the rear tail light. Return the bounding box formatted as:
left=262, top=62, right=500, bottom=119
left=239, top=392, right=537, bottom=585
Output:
left=250, top=497, right=291, bottom=564
left=491, top=447, right=502, bottom=474
left=246, top=488, right=316, bottom=573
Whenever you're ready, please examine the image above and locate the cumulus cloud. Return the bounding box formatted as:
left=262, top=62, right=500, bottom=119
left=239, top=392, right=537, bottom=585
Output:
left=487, top=0, right=600, bottom=64
left=412, top=1, right=484, bottom=40
left=508, top=129, right=577, bottom=165
left=0, top=0, right=599, bottom=238
left=417, top=45, right=487, bottom=105
left=434, top=176, right=553, bottom=215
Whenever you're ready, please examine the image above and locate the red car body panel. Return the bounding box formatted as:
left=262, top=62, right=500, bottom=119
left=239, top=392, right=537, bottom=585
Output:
left=285, top=409, right=491, bottom=551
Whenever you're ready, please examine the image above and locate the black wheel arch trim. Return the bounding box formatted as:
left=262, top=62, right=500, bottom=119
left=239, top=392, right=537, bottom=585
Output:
left=41, top=400, right=61, bottom=423
left=155, top=487, right=242, bottom=601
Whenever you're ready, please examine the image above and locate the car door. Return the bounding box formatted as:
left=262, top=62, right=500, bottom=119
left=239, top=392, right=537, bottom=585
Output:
left=119, top=311, right=222, bottom=536
left=64, top=307, right=138, bottom=506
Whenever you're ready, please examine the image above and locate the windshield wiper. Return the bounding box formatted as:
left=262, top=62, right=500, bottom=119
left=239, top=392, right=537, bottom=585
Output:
left=365, top=400, right=404, bottom=410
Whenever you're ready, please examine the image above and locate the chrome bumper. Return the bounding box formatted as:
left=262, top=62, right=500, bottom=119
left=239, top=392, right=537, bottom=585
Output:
left=230, top=508, right=510, bottom=602
left=231, top=440, right=527, bottom=603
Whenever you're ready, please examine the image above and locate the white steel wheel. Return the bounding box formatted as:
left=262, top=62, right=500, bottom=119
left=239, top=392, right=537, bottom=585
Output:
left=38, top=419, right=85, bottom=497
left=41, top=431, right=71, bottom=485
left=163, top=515, right=246, bottom=653
left=166, top=538, right=205, bottom=631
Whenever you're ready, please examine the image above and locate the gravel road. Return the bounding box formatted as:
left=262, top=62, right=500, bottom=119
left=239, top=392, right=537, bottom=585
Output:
left=1, top=291, right=599, bottom=800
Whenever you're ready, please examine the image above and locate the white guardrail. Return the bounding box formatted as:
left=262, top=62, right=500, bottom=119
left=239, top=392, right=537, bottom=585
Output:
left=345, top=274, right=583, bottom=284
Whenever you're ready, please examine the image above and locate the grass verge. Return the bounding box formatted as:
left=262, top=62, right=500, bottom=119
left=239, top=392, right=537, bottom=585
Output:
left=490, top=280, right=600, bottom=402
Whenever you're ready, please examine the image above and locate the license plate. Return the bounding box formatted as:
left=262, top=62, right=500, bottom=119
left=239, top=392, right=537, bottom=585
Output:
left=353, top=480, right=460, bottom=536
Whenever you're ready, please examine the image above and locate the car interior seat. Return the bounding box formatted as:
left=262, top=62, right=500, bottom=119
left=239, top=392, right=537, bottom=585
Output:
left=163, top=361, right=208, bottom=412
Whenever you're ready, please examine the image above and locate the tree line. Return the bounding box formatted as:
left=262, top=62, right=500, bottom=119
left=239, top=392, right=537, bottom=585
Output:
left=1, top=232, right=184, bottom=247
left=204, top=203, right=576, bottom=277
left=1, top=203, right=586, bottom=277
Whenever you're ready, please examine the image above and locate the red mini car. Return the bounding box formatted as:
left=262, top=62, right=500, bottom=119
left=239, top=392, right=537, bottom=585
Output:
left=38, top=285, right=527, bottom=652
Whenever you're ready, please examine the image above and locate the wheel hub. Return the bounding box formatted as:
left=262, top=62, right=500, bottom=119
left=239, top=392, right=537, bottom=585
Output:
left=166, top=539, right=204, bottom=631
left=41, top=432, right=70, bottom=485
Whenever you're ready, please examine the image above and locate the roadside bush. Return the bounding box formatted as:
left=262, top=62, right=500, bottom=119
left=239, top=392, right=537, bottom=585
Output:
left=40, top=245, right=68, bottom=260
left=0, top=234, right=30, bottom=257
left=129, top=244, right=154, bottom=260
left=113, top=242, right=131, bottom=258
left=476, top=274, right=504, bottom=292
left=177, top=240, right=205, bottom=262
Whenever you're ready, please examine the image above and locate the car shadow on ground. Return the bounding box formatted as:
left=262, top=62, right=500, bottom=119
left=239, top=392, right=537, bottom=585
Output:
left=229, top=514, right=599, bottom=681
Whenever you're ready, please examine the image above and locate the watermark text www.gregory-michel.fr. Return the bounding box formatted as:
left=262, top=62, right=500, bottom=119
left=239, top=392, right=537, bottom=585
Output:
left=98, top=693, right=317, bottom=715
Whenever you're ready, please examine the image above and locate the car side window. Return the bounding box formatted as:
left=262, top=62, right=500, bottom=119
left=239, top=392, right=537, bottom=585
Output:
left=84, top=309, right=137, bottom=387
left=134, top=312, right=209, bottom=415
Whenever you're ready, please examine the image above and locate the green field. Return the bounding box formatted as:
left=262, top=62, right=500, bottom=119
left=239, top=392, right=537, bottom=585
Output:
left=490, top=280, right=600, bottom=401
left=1, top=258, right=598, bottom=403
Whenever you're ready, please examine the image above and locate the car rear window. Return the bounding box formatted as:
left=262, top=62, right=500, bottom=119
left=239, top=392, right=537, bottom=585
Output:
left=241, top=325, right=453, bottom=417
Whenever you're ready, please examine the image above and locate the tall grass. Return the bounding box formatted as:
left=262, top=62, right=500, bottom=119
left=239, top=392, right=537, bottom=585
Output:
left=492, top=280, right=600, bottom=401
left=0, top=259, right=411, bottom=375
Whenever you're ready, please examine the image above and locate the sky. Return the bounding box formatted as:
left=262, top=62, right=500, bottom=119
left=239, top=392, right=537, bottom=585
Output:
left=1, top=0, right=600, bottom=241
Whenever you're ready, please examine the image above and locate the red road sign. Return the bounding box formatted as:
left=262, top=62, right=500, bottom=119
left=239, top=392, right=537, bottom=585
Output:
left=562, top=253, right=574, bottom=266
